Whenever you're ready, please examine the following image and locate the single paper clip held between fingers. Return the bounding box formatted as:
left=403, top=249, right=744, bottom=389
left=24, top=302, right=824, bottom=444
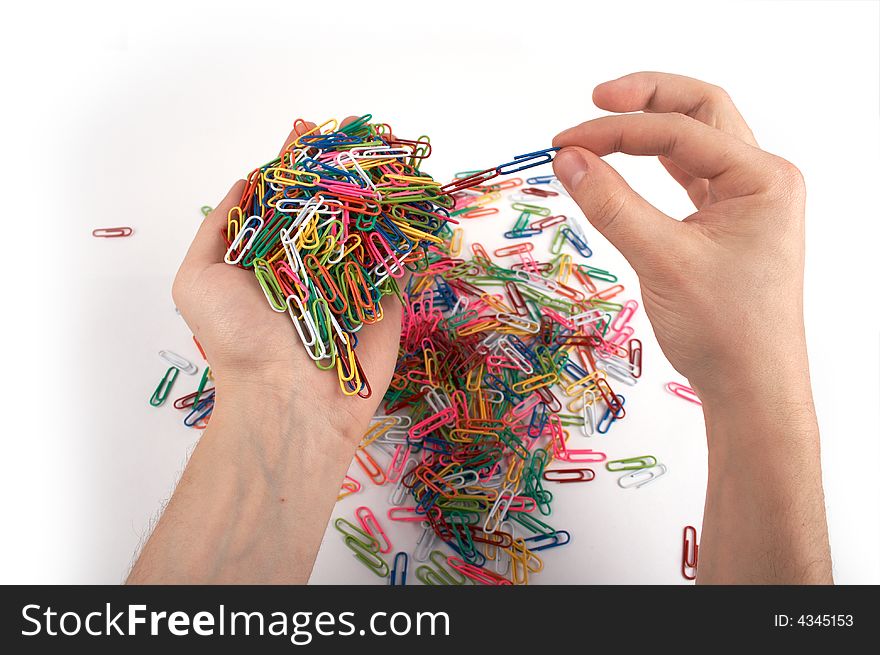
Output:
left=92, top=227, right=133, bottom=238
left=495, top=147, right=560, bottom=176
left=666, top=381, right=702, bottom=405
left=617, top=463, right=668, bottom=489
left=150, top=367, right=179, bottom=406
left=682, top=525, right=699, bottom=580
left=390, top=552, right=408, bottom=586
left=158, top=350, right=198, bottom=376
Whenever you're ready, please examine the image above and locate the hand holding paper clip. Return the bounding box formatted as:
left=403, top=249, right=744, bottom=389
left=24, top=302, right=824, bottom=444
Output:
left=553, top=72, right=832, bottom=583
left=171, top=118, right=405, bottom=442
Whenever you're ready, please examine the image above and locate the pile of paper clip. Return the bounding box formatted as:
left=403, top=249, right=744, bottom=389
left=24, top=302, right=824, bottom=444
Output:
left=334, top=158, right=669, bottom=585
left=219, top=115, right=457, bottom=397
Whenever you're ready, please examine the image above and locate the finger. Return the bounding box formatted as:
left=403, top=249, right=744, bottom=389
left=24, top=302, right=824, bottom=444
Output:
left=552, top=146, right=674, bottom=269
left=339, top=115, right=360, bottom=129
left=278, top=119, right=317, bottom=156
left=593, top=72, right=758, bottom=146
left=658, top=155, right=708, bottom=206
left=179, top=180, right=246, bottom=271
left=553, top=113, right=770, bottom=199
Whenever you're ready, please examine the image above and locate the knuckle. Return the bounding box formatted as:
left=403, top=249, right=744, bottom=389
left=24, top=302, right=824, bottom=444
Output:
left=769, top=156, right=806, bottom=197
left=706, top=84, right=733, bottom=106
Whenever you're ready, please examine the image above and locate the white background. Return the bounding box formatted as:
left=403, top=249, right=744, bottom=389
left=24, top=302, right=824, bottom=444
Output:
left=1, top=0, right=877, bottom=584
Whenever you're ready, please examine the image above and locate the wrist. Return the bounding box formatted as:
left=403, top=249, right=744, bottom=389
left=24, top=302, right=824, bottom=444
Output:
left=700, top=358, right=820, bottom=461
left=210, top=378, right=358, bottom=468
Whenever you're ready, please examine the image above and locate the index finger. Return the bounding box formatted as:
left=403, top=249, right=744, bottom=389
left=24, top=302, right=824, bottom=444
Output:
left=593, top=72, right=758, bottom=146
left=552, top=113, right=771, bottom=198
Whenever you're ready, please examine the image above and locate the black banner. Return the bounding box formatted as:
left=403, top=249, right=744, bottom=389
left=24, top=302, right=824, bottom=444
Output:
left=1, top=585, right=874, bottom=651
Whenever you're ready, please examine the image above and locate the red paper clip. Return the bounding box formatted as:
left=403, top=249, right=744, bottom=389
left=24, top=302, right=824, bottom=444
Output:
left=92, top=227, right=133, bottom=238
left=682, top=525, right=699, bottom=580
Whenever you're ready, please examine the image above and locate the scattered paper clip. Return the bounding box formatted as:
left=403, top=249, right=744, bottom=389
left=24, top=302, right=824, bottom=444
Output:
left=150, top=367, right=179, bottom=407
left=92, top=227, right=133, bottom=238
left=682, top=525, right=699, bottom=580
left=618, top=463, right=668, bottom=489
left=158, top=350, right=198, bottom=376
left=666, top=381, right=702, bottom=405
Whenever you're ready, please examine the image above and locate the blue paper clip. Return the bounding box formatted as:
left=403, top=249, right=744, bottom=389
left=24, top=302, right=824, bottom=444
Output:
left=504, top=228, right=543, bottom=239
left=524, top=530, right=571, bottom=552
left=389, top=552, right=408, bottom=586
left=562, top=226, right=593, bottom=258
left=597, top=394, right=626, bottom=434
left=527, top=174, right=556, bottom=185
left=495, top=147, right=560, bottom=176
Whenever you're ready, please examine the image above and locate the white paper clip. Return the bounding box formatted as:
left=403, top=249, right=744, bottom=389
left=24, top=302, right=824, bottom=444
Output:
left=158, top=350, right=198, bottom=375
left=618, top=464, right=668, bottom=489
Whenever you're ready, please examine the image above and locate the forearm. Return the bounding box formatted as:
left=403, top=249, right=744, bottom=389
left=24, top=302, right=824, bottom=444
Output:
left=697, top=351, right=833, bottom=584
left=128, top=383, right=357, bottom=584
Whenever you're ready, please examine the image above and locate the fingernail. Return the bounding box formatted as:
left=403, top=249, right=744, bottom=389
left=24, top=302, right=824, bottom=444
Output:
left=553, top=148, right=589, bottom=190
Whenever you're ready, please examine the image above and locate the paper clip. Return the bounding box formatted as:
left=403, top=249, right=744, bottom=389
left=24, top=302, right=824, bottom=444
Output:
left=415, top=550, right=469, bottom=586
left=446, top=556, right=512, bottom=585
left=338, top=475, right=361, bottom=501
left=666, top=381, right=702, bottom=405
left=682, top=525, right=699, bottom=580
left=605, top=455, right=657, bottom=472
left=629, top=338, right=642, bottom=378
left=524, top=530, right=571, bottom=552
left=356, top=506, right=393, bottom=554
left=390, top=552, right=408, bottom=586
left=496, top=148, right=560, bottom=176
left=542, top=468, right=595, bottom=483
left=92, top=227, right=133, bottom=238
left=617, top=463, right=668, bottom=489
left=200, top=205, right=213, bottom=216
left=149, top=367, right=179, bottom=406
left=158, top=350, right=198, bottom=376
left=335, top=518, right=389, bottom=577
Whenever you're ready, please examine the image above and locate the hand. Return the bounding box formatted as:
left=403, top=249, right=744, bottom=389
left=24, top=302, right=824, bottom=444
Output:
left=552, top=72, right=809, bottom=405
left=172, top=118, right=403, bottom=442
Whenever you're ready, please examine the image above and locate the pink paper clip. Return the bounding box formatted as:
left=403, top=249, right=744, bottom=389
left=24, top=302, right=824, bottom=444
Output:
left=386, top=444, right=412, bottom=483
left=337, top=475, right=361, bottom=500
left=387, top=507, right=429, bottom=522
left=666, top=381, right=702, bottom=405
left=611, top=299, right=639, bottom=333
left=355, top=506, right=393, bottom=554
left=447, top=556, right=512, bottom=585
left=556, top=449, right=607, bottom=464
left=407, top=407, right=457, bottom=441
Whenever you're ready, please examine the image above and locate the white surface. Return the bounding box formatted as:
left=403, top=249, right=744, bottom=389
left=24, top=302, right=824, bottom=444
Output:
left=1, top=0, right=878, bottom=584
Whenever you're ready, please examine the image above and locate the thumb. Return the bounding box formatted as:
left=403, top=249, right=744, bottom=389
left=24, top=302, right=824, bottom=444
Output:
left=552, top=146, right=672, bottom=270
